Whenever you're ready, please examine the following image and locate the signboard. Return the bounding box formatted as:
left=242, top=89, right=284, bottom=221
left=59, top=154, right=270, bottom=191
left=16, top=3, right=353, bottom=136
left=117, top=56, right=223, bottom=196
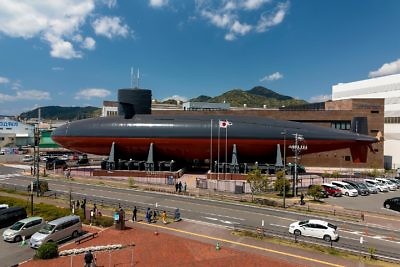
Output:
left=114, top=212, right=119, bottom=221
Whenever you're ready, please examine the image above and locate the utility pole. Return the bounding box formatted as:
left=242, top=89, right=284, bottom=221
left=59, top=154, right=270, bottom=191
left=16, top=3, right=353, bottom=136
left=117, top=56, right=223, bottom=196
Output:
left=35, top=126, right=40, bottom=197
left=281, top=130, right=287, bottom=208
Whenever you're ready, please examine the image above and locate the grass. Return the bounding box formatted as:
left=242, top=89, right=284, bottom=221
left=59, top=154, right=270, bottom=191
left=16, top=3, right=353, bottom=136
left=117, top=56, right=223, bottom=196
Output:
left=231, top=230, right=399, bottom=267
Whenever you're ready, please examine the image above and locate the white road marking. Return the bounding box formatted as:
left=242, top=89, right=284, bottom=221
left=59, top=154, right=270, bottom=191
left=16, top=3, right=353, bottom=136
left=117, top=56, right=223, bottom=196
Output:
left=202, top=216, right=239, bottom=225
left=270, top=223, right=288, bottom=228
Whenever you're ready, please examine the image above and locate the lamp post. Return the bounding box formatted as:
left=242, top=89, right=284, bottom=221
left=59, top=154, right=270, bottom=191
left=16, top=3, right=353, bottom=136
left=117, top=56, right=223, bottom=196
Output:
left=289, top=133, right=307, bottom=196
left=35, top=126, right=40, bottom=197
left=281, top=130, right=287, bottom=208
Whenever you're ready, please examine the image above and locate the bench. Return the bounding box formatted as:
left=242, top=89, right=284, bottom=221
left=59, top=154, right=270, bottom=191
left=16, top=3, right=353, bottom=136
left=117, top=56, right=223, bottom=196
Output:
left=75, top=232, right=98, bottom=244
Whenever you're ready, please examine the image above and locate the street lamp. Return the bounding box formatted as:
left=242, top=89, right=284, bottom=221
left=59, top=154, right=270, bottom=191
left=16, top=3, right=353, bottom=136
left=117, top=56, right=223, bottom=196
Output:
left=289, top=133, right=307, bottom=196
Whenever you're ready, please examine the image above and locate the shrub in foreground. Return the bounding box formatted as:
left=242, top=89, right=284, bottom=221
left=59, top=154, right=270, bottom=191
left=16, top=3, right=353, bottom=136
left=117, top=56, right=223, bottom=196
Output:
left=36, top=242, right=59, bottom=259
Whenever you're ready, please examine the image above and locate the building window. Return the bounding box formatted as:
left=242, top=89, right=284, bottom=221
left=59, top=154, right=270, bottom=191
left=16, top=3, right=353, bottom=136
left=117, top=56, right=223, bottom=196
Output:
left=6, top=128, right=11, bottom=130
left=344, top=156, right=351, bottom=161
left=374, top=149, right=379, bottom=152
left=371, top=110, right=379, bottom=114
left=331, top=121, right=351, bottom=130
left=370, top=129, right=380, bottom=133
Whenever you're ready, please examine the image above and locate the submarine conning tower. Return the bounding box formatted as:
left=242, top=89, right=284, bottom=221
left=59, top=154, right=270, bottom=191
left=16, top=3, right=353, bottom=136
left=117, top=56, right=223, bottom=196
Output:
left=118, top=88, right=152, bottom=119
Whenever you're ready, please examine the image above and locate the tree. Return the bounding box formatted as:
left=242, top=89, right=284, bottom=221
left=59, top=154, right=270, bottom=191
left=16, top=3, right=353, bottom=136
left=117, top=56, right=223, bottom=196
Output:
left=274, top=177, right=290, bottom=196
left=308, top=184, right=323, bottom=200
left=246, top=168, right=270, bottom=202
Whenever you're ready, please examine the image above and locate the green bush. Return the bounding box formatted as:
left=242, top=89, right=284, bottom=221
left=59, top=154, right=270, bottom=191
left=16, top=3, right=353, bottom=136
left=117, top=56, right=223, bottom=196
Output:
left=36, top=242, right=58, bottom=259
left=85, top=215, right=114, bottom=227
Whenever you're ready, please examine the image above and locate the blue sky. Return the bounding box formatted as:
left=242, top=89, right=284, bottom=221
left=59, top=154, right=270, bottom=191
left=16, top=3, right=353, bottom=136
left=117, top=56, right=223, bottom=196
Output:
left=1, top=0, right=400, bottom=115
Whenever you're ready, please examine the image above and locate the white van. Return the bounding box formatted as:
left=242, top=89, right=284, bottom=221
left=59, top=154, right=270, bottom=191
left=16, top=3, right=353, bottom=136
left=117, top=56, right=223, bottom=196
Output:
left=30, top=215, right=81, bottom=248
left=331, top=181, right=358, bottom=197
left=364, top=179, right=389, bottom=192
left=3, top=216, right=45, bottom=242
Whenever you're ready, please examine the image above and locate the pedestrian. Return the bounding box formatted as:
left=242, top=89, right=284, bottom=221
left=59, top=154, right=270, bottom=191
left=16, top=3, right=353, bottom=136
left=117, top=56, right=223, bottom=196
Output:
left=175, top=182, right=179, bottom=192
left=30, top=166, right=33, bottom=175
left=84, top=250, right=94, bottom=267
left=153, top=209, right=158, bottom=222
left=132, top=206, right=137, bottom=222
left=300, top=193, right=305, bottom=205
left=146, top=207, right=151, bottom=223
left=93, top=203, right=97, bottom=217
left=67, top=168, right=71, bottom=178
left=90, top=209, right=94, bottom=225
left=174, top=208, right=181, bottom=222
left=178, top=181, right=182, bottom=193
left=161, top=210, right=167, bottom=224
left=184, top=181, right=187, bottom=192
left=76, top=200, right=80, bottom=210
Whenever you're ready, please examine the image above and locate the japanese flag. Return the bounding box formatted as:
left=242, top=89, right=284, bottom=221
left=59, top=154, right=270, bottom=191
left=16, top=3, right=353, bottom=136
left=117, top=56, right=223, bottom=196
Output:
left=219, top=120, right=232, bottom=128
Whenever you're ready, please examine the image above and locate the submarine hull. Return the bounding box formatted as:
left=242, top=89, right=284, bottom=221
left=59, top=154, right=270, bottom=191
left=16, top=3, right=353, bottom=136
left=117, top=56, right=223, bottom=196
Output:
left=52, top=114, right=377, bottom=163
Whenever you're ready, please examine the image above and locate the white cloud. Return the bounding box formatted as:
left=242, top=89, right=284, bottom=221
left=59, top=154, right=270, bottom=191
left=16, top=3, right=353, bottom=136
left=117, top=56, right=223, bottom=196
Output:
left=309, top=94, right=331, bottom=103
left=0, top=76, right=10, bottom=84
left=74, top=88, right=111, bottom=100
left=82, top=37, right=96, bottom=50
left=197, top=0, right=289, bottom=41
left=149, top=0, right=169, bottom=8
left=162, top=95, right=188, bottom=102
left=92, top=16, right=130, bottom=39
left=256, top=1, right=289, bottom=32
left=369, top=59, right=400, bottom=78
left=0, top=0, right=96, bottom=59
left=260, top=72, right=283, bottom=82
left=104, top=0, right=117, bottom=8
left=243, top=0, right=271, bottom=10
left=0, top=90, right=51, bottom=103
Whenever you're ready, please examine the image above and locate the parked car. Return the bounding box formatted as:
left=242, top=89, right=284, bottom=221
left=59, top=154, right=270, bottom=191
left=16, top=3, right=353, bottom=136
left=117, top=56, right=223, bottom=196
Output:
left=59, top=154, right=69, bottom=161
left=331, top=181, right=358, bottom=197
left=0, top=204, right=9, bottom=210
left=375, top=178, right=397, bottom=191
left=3, top=216, right=45, bottom=242
left=46, top=159, right=67, bottom=170
left=364, top=182, right=379, bottom=194
left=0, top=207, right=27, bottom=228
left=27, top=180, right=49, bottom=194
left=321, top=184, right=342, bottom=197
left=30, top=215, right=82, bottom=248
left=289, top=219, right=339, bottom=242
left=22, top=155, right=34, bottom=162
left=383, top=197, right=400, bottom=212
left=364, top=179, right=389, bottom=192
left=389, top=179, right=400, bottom=188
left=342, top=180, right=370, bottom=196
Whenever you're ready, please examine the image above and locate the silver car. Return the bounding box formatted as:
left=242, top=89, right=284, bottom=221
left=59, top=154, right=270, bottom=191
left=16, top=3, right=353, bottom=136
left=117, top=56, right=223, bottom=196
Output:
left=30, top=215, right=81, bottom=248
left=3, top=216, right=45, bottom=242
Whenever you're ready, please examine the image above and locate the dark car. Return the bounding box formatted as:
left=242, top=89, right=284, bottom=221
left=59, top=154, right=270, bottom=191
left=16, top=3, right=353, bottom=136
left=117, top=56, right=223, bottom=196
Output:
left=46, top=159, right=67, bottom=170
left=383, top=197, right=400, bottom=212
left=27, top=180, right=49, bottom=194
left=321, top=184, right=342, bottom=197
left=0, top=207, right=27, bottom=227
left=342, top=180, right=370, bottom=196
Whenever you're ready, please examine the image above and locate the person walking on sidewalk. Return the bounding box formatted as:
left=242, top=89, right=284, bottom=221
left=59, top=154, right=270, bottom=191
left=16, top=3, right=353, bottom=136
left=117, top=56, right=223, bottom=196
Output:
left=146, top=208, right=151, bottom=223
left=84, top=250, right=94, bottom=267
left=132, top=206, right=137, bottom=222
left=178, top=181, right=182, bottom=193
left=184, top=182, right=187, bottom=192
left=161, top=210, right=167, bottom=224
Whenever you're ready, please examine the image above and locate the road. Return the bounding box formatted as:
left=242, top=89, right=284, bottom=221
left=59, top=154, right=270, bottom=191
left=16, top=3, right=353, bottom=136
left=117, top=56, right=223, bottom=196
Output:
left=1, top=165, right=400, bottom=264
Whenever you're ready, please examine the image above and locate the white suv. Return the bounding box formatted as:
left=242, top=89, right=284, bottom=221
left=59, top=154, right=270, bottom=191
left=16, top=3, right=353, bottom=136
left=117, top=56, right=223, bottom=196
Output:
left=375, top=178, right=397, bottom=191
left=365, top=179, right=389, bottom=192
left=331, top=181, right=358, bottom=197
left=289, top=219, right=338, bottom=242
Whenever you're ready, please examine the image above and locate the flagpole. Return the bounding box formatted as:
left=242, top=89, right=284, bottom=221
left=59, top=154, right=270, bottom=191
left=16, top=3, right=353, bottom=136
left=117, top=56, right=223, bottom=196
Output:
left=210, top=119, right=213, bottom=172
left=217, top=120, right=220, bottom=180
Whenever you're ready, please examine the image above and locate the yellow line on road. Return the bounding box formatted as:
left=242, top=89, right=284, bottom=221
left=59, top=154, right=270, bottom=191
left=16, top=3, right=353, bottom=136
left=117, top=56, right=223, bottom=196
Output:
left=139, top=222, right=344, bottom=267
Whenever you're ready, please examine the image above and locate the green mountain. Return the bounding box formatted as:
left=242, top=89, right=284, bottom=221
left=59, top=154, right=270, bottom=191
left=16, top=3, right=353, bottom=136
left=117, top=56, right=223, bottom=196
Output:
left=19, top=106, right=101, bottom=120
left=190, top=86, right=307, bottom=108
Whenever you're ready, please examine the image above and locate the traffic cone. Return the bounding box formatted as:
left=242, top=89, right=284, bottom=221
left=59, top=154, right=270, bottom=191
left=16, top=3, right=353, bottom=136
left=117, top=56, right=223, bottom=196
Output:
left=216, top=242, right=221, bottom=251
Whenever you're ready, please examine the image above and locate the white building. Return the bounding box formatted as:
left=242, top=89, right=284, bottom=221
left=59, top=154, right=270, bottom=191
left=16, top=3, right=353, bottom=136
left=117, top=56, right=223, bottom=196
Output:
left=332, top=73, right=400, bottom=169
left=0, top=117, right=34, bottom=148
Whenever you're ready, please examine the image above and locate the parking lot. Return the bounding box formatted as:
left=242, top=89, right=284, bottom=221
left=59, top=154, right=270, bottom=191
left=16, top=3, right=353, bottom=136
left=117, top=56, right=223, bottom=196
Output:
left=324, top=189, right=400, bottom=215
left=0, top=226, right=35, bottom=266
